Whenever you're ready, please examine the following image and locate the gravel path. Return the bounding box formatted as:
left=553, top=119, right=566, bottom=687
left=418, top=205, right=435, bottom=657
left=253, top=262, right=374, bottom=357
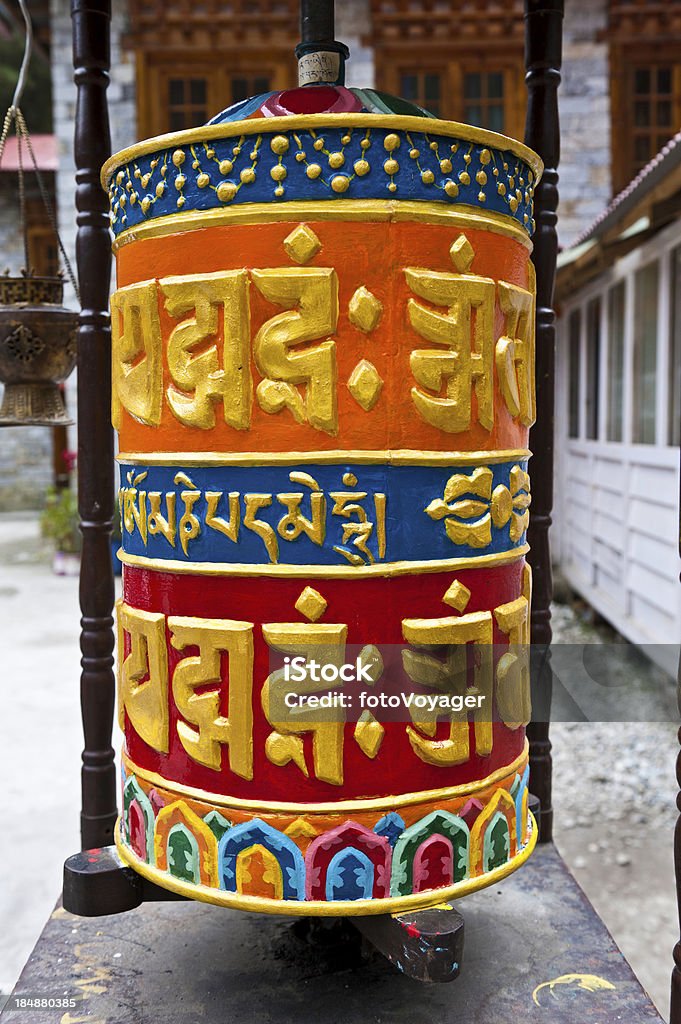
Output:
left=550, top=599, right=678, bottom=1019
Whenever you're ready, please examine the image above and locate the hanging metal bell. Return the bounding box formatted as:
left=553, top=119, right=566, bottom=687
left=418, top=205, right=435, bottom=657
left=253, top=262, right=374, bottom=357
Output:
left=0, top=273, right=78, bottom=426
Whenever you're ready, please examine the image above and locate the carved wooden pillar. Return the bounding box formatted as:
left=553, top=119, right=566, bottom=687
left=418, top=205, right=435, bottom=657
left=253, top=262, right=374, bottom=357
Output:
left=72, top=0, right=117, bottom=850
left=299, top=0, right=334, bottom=43
left=671, top=499, right=681, bottom=1019
left=523, top=0, right=563, bottom=844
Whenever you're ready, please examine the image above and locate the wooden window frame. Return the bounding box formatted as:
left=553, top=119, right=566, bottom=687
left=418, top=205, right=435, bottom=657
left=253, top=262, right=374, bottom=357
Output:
left=606, top=280, right=626, bottom=443
left=567, top=308, right=582, bottom=440
left=560, top=215, right=681, bottom=453
left=24, top=195, right=59, bottom=277
left=585, top=296, right=602, bottom=441
left=137, top=51, right=297, bottom=139
left=380, top=51, right=526, bottom=141
left=610, top=44, right=681, bottom=195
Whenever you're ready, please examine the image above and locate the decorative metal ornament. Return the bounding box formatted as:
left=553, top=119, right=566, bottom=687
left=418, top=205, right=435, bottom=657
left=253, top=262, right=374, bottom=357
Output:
left=0, top=274, right=77, bottom=425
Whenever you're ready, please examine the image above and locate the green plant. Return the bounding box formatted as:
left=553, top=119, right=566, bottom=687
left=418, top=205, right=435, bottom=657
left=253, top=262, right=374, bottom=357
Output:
left=40, top=486, right=81, bottom=554
left=111, top=498, right=122, bottom=542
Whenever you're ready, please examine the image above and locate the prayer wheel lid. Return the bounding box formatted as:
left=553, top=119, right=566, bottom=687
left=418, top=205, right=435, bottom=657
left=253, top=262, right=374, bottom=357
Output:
left=102, top=84, right=542, bottom=242
left=205, top=84, right=443, bottom=124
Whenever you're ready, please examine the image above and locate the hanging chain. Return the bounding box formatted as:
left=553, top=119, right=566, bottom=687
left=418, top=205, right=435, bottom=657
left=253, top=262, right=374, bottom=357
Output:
left=15, top=113, right=29, bottom=272
left=0, top=0, right=81, bottom=302
left=0, top=108, right=13, bottom=165
left=15, top=109, right=80, bottom=300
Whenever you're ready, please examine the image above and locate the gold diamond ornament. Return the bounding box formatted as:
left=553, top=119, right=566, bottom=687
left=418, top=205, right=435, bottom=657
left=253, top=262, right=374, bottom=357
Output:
left=347, top=359, right=384, bottom=411
left=295, top=586, right=328, bottom=622
left=283, top=224, right=322, bottom=265
left=443, top=579, right=472, bottom=612
left=354, top=711, right=385, bottom=759
left=348, top=286, right=383, bottom=332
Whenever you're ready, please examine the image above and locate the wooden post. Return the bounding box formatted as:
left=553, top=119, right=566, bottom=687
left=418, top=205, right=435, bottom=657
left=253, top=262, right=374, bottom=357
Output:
left=672, top=719, right=681, bottom=1018
left=299, top=0, right=334, bottom=43
left=72, top=0, right=117, bottom=850
left=671, top=486, right=681, bottom=1018
left=523, top=0, right=563, bottom=844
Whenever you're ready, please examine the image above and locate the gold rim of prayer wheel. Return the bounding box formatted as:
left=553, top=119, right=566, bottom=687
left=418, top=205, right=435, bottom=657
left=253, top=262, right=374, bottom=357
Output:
left=115, top=811, right=537, bottom=916
left=101, top=113, right=544, bottom=191
left=109, top=200, right=535, bottom=253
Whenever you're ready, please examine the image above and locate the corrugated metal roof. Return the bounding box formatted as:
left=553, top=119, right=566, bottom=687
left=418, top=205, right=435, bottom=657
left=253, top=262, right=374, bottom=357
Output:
left=572, top=129, right=681, bottom=247
left=0, top=134, right=57, bottom=172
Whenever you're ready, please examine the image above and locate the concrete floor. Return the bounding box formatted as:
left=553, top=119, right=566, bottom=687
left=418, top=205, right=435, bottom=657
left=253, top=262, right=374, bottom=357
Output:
left=0, top=515, right=122, bottom=996
left=0, top=513, right=677, bottom=1019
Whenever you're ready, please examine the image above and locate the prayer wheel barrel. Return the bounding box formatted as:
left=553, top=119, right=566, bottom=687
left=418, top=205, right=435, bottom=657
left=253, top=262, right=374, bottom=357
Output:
left=103, top=84, right=542, bottom=914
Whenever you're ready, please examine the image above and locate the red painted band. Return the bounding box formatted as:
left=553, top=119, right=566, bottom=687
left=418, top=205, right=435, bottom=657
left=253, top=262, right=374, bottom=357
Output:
left=122, top=563, right=527, bottom=801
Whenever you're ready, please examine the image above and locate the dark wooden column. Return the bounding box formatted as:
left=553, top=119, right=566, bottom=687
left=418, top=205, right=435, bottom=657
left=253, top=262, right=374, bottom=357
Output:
left=72, top=0, right=117, bottom=850
left=671, top=496, right=681, bottom=1018
left=523, top=0, right=563, bottom=844
left=300, top=0, right=334, bottom=43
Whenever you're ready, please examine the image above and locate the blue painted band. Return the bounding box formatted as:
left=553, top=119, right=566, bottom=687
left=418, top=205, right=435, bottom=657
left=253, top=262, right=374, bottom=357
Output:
left=119, top=459, right=530, bottom=568
left=107, top=124, right=535, bottom=238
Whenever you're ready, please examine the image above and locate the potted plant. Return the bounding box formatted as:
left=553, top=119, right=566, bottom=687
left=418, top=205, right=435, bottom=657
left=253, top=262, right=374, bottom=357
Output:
left=40, top=484, right=81, bottom=575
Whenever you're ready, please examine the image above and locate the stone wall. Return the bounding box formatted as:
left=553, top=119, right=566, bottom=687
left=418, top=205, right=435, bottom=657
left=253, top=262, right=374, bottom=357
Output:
left=0, top=184, right=26, bottom=278
left=338, top=0, right=374, bottom=89
left=558, top=0, right=611, bottom=248
left=0, top=425, right=54, bottom=510
left=51, top=0, right=137, bottom=313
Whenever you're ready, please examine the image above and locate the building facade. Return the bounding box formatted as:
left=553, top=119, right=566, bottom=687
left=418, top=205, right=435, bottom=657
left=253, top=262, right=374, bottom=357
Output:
left=555, top=136, right=681, bottom=668
left=2, top=0, right=681, bottom=661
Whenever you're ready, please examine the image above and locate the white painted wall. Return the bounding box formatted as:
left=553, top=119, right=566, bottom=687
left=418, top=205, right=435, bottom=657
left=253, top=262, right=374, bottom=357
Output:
left=555, top=218, right=681, bottom=671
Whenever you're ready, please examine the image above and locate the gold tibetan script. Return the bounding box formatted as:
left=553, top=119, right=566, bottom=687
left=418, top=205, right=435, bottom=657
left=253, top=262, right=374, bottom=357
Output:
left=110, top=255, right=534, bottom=436
left=406, top=267, right=495, bottom=433
left=169, top=616, right=254, bottom=778
left=111, top=281, right=163, bottom=429
left=401, top=571, right=532, bottom=766
left=261, top=621, right=348, bottom=786
left=252, top=267, right=339, bottom=434
left=117, top=600, right=169, bottom=752
left=161, top=270, right=251, bottom=431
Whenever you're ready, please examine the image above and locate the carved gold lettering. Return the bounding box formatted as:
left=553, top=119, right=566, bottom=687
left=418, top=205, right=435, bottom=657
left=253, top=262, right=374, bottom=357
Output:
left=205, top=491, right=241, bottom=543
left=495, top=278, right=535, bottom=427
left=405, top=268, right=495, bottom=433
left=120, top=470, right=148, bottom=544
left=402, top=597, right=494, bottom=764
left=161, top=270, right=251, bottom=430
left=243, top=493, right=279, bottom=563
left=493, top=564, right=532, bottom=728
left=262, top=621, right=347, bottom=785
left=111, top=280, right=163, bottom=429
left=329, top=473, right=386, bottom=565
left=117, top=600, right=169, bottom=752
left=174, top=472, right=202, bottom=556
left=147, top=491, right=177, bottom=548
left=252, top=267, right=339, bottom=434
left=277, top=471, right=326, bottom=546
left=169, top=616, right=254, bottom=778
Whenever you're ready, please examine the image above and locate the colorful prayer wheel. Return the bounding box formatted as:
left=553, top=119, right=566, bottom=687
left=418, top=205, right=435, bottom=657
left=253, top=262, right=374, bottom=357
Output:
left=103, top=81, right=542, bottom=914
